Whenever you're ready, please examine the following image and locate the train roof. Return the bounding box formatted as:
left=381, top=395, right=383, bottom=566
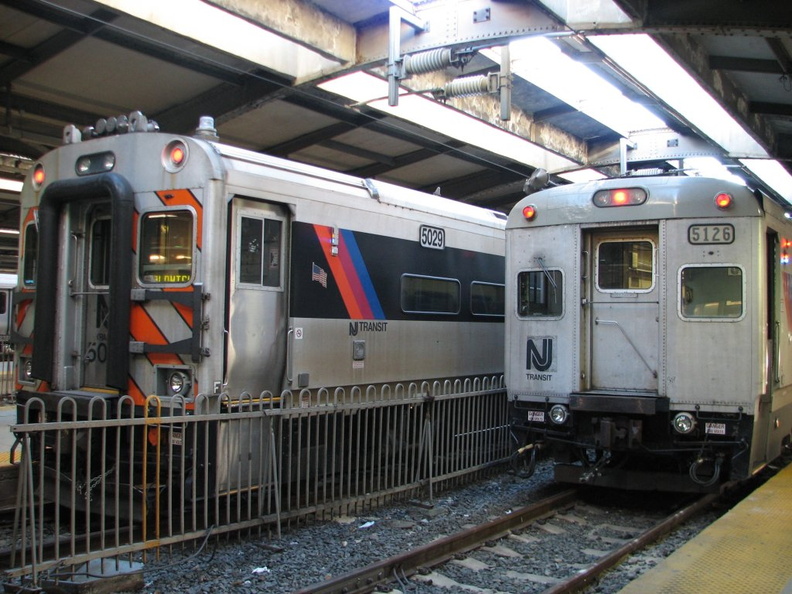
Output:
left=22, top=122, right=507, bottom=234
left=507, top=175, right=764, bottom=229
left=215, top=142, right=507, bottom=231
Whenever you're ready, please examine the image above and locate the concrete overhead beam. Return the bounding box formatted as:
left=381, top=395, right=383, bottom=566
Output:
left=207, top=0, right=356, bottom=65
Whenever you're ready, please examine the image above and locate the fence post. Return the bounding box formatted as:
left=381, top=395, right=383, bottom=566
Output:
left=413, top=400, right=434, bottom=502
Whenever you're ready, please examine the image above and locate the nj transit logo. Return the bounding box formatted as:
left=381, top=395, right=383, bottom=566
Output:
left=526, top=336, right=555, bottom=372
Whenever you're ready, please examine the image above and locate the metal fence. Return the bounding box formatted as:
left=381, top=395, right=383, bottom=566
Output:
left=7, top=376, right=511, bottom=588
left=0, top=341, right=13, bottom=402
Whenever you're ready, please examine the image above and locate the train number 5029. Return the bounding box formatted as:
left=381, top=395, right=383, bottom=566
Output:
left=420, top=225, right=445, bottom=250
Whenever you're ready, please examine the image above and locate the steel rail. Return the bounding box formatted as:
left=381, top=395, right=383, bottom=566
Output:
left=295, top=488, right=579, bottom=594
left=542, top=491, right=719, bottom=594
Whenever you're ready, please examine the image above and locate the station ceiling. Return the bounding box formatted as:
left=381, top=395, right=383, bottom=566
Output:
left=1, top=0, right=791, bottom=248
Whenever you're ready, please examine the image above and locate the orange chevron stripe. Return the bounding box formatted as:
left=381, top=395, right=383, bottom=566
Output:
left=126, top=375, right=147, bottom=406
left=22, top=207, right=36, bottom=227
left=163, top=288, right=194, bottom=327
left=16, top=297, right=32, bottom=327
left=155, top=189, right=203, bottom=249
left=129, top=303, right=182, bottom=366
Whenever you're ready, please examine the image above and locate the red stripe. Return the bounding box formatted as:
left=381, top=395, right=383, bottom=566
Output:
left=314, top=225, right=363, bottom=318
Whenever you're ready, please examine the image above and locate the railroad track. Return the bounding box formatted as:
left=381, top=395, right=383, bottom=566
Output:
left=296, top=488, right=718, bottom=594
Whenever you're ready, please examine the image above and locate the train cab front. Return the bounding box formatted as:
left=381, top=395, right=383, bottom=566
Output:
left=510, top=392, right=751, bottom=492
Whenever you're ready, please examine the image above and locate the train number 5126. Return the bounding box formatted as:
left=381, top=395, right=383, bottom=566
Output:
left=688, top=224, right=734, bottom=245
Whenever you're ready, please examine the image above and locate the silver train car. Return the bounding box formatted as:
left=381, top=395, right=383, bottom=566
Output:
left=506, top=175, right=792, bottom=491
left=0, top=272, right=15, bottom=339
left=13, top=112, right=505, bottom=497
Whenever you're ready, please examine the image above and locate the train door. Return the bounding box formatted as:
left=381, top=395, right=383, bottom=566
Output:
left=585, top=229, right=659, bottom=392
left=759, top=230, right=779, bottom=463
left=226, top=198, right=289, bottom=396
left=80, top=205, right=113, bottom=388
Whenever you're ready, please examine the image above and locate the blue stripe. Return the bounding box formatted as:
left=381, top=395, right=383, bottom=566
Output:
left=341, top=229, right=385, bottom=319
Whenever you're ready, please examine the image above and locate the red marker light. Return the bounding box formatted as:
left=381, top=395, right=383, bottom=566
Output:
left=522, top=204, right=537, bottom=221
left=612, top=190, right=628, bottom=205
left=163, top=140, right=188, bottom=172
left=32, top=164, right=45, bottom=188
left=715, top=192, right=733, bottom=209
left=783, top=239, right=792, bottom=249
left=592, top=188, right=647, bottom=207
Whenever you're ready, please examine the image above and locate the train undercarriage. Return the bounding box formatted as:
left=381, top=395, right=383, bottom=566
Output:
left=510, top=400, right=753, bottom=492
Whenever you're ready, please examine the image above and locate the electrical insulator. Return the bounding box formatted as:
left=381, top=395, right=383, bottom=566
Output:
left=404, top=48, right=454, bottom=75
left=438, top=74, right=497, bottom=99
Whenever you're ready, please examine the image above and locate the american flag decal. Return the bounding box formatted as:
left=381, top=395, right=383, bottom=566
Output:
left=311, top=262, right=327, bottom=287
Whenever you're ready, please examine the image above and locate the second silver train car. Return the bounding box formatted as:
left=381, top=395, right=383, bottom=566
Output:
left=506, top=175, right=792, bottom=491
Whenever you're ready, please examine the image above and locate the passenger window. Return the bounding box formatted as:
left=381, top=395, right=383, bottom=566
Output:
left=598, top=240, right=653, bottom=291
left=471, top=282, right=504, bottom=316
left=139, top=210, right=193, bottom=284
left=680, top=266, right=743, bottom=319
left=518, top=270, right=563, bottom=317
left=239, top=215, right=282, bottom=288
left=401, top=275, right=460, bottom=314
left=23, top=223, right=38, bottom=287
left=90, top=218, right=112, bottom=287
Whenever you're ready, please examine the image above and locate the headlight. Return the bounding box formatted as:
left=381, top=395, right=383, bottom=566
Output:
left=672, top=412, right=696, bottom=434
left=168, top=371, right=190, bottom=395
left=549, top=404, right=569, bottom=425
left=23, top=358, right=33, bottom=380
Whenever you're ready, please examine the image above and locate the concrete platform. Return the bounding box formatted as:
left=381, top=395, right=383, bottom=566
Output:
left=620, top=462, right=792, bottom=593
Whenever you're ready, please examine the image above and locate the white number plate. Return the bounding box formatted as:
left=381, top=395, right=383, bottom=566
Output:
left=527, top=411, right=545, bottom=422
left=420, top=225, right=445, bottom=250
left=688, top=224, right=734, bottom=244
left=705, top=422, right=726, bottom=435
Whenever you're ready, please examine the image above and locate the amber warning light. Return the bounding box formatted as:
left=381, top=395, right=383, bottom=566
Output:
left=592, top=187, right=647, bottom=207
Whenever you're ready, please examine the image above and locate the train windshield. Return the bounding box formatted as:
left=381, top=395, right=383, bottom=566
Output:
left=518, top=269, right=563, bottom=317
left=680, top=266, right=743, bottom=318
left=139, top=210, right=194, bottom=284
left=597, top=240, right=653, bottom=291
